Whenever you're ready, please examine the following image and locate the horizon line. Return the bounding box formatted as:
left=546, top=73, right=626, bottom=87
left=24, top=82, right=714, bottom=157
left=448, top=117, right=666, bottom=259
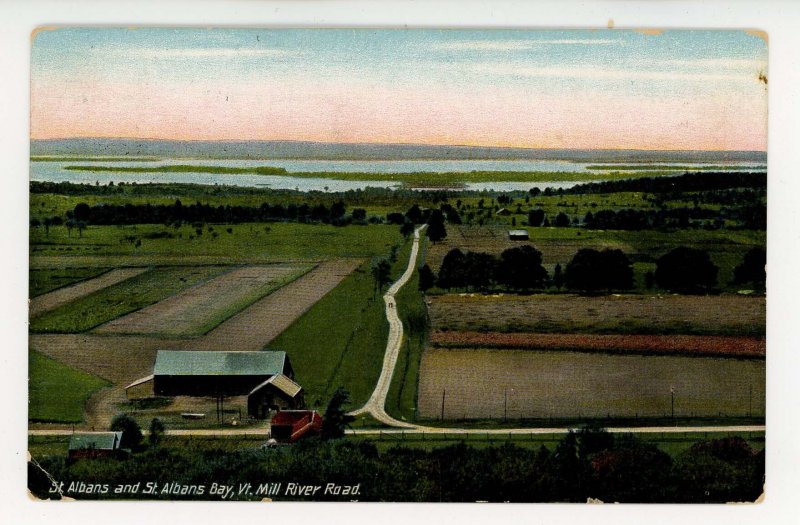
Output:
left=29, top=136, right=768, bottom=155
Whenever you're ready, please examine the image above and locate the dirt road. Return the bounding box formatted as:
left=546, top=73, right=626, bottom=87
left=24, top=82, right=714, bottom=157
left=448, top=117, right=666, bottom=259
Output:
left=349, top=227, right=424, bottom=428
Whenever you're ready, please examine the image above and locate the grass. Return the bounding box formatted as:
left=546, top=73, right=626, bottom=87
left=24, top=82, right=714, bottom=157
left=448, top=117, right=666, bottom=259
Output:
left=270, top=236, right=413, bottom=410
left=29, top=267, right=111, bottom=297
left=269, top=260, right=392, bottom=410
left=29, top=266, right=229, bottom=333
left=30, top=222, right=402, bottom=267
left=29, top=350, right=110, bottom=423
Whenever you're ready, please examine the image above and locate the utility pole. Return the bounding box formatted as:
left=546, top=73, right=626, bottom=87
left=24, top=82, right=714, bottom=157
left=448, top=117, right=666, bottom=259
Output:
left=749, top=384, right=753, bottom=417
left=441, top=389, right=446, bottom=421
left=504, top=388, right=508, bottom=421
left=670, top=386, right=675, bottom=419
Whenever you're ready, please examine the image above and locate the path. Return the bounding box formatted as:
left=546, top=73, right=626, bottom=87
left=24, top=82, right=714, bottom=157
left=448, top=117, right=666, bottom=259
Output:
left=29, top=267, right=148, bottom=316
left=349, top=226, right=425, bottom=428
left=28, top=424, right=766, bottom=438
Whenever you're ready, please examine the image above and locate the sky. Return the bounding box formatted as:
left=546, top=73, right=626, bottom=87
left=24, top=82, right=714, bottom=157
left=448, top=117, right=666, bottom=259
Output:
left=30, top=28, right=768, bottom=151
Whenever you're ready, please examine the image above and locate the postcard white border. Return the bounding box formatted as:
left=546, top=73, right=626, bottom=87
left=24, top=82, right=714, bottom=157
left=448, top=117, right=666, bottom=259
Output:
left=2, top=1, right=799, bottom=524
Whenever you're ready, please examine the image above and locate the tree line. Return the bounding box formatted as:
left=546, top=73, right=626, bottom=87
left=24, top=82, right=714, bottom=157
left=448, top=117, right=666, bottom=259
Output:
left=559, top=171, right=766, bottom=196
left=421, top=246, right=765, bottom=294
left=65, top=200, right=366, bottom=227
left=28, top=428, right=764, bottom=503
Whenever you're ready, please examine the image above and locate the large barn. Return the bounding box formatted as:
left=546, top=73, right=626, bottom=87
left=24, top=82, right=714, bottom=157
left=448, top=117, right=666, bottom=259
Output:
left=125, top=350, right=305, bottom=419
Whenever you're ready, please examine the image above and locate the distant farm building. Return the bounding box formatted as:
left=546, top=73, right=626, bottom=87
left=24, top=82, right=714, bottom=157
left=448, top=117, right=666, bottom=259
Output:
left=125, top=350, right=304, bottom=419
left=508, top=229, right=529, bottom=241
left=496, top=208, right=511, bottom=216
left=68, top=432, right=125, bottom=460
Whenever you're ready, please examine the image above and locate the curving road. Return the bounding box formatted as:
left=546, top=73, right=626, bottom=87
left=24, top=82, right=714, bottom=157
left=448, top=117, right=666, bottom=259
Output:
left=348, top=226, right=425, bottom=428
left=345, top=224, right=766, bottom=437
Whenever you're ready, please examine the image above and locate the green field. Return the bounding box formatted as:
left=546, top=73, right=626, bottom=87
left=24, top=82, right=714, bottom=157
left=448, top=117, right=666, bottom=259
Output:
left=29, top=267, right=111, bottom=297
left=29, top=266, right=229, bottom=333
left=29, top=350, right=110, bottom=423
left=30, top=222, right=402, bottom=267
left=270, top=236, right=414, bottom=410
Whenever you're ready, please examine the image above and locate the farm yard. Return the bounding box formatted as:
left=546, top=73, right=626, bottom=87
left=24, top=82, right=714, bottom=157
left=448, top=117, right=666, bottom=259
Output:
left=428, top=294, right=766, bottom=336
left=417, top=348, right=765, bottom=421
left=28, top=206, right=406, bottom=429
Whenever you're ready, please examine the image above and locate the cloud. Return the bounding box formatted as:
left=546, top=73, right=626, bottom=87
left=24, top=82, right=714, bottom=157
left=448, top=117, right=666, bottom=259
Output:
left=469, top=63, right=758, bottom=82
left=433, top=39, right=618, bottom=51
left=111, top=47, right=295, bottom=59
left=663, top=58, right=767, bottom=70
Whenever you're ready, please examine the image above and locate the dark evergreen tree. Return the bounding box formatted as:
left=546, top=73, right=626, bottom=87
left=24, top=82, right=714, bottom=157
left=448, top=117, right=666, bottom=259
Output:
left=321, top=387, right=355, bottom=440
left=426, top=209, right=447, bottom=243
left=418, top=264, right=436, bottom=292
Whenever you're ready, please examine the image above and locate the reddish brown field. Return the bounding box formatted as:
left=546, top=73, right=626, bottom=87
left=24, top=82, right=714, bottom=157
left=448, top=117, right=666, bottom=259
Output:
left=430, top=330, right=765, bottom=358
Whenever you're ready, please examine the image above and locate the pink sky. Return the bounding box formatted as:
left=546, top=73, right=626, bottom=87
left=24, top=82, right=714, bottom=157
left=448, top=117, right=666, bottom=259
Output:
left=31, top=75, right=767, bottom=151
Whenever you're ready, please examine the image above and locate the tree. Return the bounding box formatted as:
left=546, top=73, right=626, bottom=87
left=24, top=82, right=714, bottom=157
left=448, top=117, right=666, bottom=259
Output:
left=601, top=249, right=634, bottom=292
left=73, top=202, right=91, bottom=222
left=65, top=219, right=75, bottom=237
left=352, top=208, right=367, bottom=221
left=655, top=247, right=718, bottom=294
left=554, top=212, right=571, bottom=227
left=565, top=248, right=634, bottom=293
left=371, top=257, right=392, bottom=296
left=406, top=204, right=423, bottom=224
left=76, top=220, right=87, bottom=238
left=437, top=248, right=467, bottom=289
left=462, top=251, right=497, bottom=290
left=497, top=245, right=548, bottom=291
left=149, top=418, right=165, bottom=448
left=732, top=248, right=766, bottom=287
left=110, top=413, right=143, bottom=451
left=553, top=263, right=564, bottom=290
left=321, top=387, right=355, bottom=440
left=426, top=209, right=447, bottom=243
left=400, top=220, right=415, bottom=238
left=418, top=264, right=436, bottom=292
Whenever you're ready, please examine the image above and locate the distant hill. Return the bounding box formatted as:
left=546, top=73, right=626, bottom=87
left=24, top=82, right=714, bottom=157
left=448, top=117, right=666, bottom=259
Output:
left=30, top=138, right=767, bottom=164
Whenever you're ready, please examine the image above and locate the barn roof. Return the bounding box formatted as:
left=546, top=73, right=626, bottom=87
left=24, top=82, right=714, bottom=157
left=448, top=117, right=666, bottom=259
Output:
left=154, top=350, right=286, bottom=377
left=68, top=432, right=122, bottom=451
left=249, top=374, right=303, bottom=398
